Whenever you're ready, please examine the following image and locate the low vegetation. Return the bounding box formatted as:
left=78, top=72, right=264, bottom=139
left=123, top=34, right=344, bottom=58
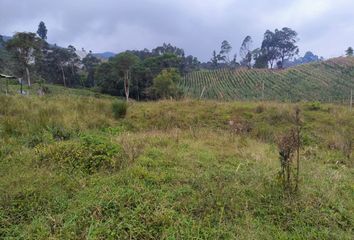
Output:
left=0, top=90, right=353, bottom=239
left=112, top=100, right=128, bottom=119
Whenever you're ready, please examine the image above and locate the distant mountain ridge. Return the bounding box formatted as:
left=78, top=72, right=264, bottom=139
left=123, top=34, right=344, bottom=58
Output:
left=1, top=35, right=11, bottom=42
left=74, top=50, right=116, bottom=60
left=0, top=35, right=11, bottom=48
left=93, top=52, right=116, bottom=60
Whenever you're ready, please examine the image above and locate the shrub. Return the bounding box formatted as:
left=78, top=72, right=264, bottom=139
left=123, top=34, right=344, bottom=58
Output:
left=46, top=125, right=73, bottom=141
left=276, top=129, right=299, bottom=191
left=35, top=136, right=126, bottom=174
left=26, top=131, right=54, bottom=148
left=255, top=104, right=266, bottom=113
left=305, top=101, right=321, bottom=111
left=42, top=86, right=51, bottom=94
left=112, top=100, right=127, bottom=119
left=276, top=108, right=302, bottom=193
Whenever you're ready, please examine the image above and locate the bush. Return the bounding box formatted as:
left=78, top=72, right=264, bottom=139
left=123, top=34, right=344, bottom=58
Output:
left=305, top=101, right=321, bottom=111
left=47, top=125, right=73, bottom=141
left=35, top=136, right=126, bottom=174
left=42, top=86, right=51, bottom=94
left=112, top=100, right=127, bottom=119
left=276, top=129, right=300, bottom=192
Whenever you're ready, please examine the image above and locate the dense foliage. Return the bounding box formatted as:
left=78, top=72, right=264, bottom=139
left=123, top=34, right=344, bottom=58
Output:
left=0, top=23, right=199, bottom=100
left=95, top=49, right=193, bottom=100
left=148, top=68, right=182, bottom=99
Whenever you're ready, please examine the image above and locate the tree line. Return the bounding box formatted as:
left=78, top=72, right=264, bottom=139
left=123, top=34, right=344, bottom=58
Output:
left=0, top=22, right=200, bottom=100
left=1, top=22, right=352, bottom=100
left=208, top=27, right=300, bottom=69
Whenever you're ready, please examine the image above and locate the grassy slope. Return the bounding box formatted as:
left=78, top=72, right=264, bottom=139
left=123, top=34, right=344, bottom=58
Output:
left=0, top=93, right=353, bottom=239
left=0, top=82, right=114, bottom=99
left=181, top=57, right=354, bottom=102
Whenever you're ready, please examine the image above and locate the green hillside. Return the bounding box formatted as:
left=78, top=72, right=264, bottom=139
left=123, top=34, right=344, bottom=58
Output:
left=181, top=57, right=354, bottom=102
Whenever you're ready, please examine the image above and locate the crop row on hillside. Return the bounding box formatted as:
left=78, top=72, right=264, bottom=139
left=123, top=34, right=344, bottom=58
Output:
left=181, top=57, right=354, bottom=102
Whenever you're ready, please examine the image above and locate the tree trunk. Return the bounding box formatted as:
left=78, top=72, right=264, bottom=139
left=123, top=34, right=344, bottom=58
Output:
left=70, top=64, right=75, bottom=87
left=124, top=70, right=130, bottom=102
left=60, top=65, right=66, bottom=88
left=20, top=78, right=23, bottom=94
left=137, top=82, right=140, bottom=101
left=26, top=67, right=31, bottom=87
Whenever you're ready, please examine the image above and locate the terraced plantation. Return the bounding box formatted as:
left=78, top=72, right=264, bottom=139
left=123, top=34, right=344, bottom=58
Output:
left=181, top=57, right=354, bottom=102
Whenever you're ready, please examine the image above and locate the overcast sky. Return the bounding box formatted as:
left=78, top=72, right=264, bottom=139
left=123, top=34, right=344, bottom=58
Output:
left=1, top=0, right=353, bottom=61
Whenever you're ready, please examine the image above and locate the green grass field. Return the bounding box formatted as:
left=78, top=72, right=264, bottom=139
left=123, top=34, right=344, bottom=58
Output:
left=0, top=91, right=353, bottom=239
left=181, top=57, right=354, bottom=102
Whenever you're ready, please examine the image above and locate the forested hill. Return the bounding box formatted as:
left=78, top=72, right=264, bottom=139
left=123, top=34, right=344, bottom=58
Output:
left=181, top=57, right=354, bottom=102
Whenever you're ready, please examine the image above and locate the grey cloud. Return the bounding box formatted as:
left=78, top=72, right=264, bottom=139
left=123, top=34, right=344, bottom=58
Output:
left=1, top=0, right=353, bottom=61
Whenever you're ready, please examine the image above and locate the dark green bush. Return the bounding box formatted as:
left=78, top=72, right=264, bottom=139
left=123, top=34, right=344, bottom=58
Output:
left=112, top=100, right=127, bottom=119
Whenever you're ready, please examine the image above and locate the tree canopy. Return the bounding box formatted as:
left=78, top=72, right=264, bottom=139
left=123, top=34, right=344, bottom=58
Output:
left=6, top=32, right=42, bottom=86
left=240, top=36, right=253, bottom=68
left=345, top=47, right=353, bottom=56
left=148, top=68, right=182, bottom=99
left=258, top=28, right=299, bottom=68
left=37, top=21, right=48, bottom=40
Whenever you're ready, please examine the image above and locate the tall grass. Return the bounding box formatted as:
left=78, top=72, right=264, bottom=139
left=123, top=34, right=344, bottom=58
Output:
left=0, top=94, right=353, bottom=239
